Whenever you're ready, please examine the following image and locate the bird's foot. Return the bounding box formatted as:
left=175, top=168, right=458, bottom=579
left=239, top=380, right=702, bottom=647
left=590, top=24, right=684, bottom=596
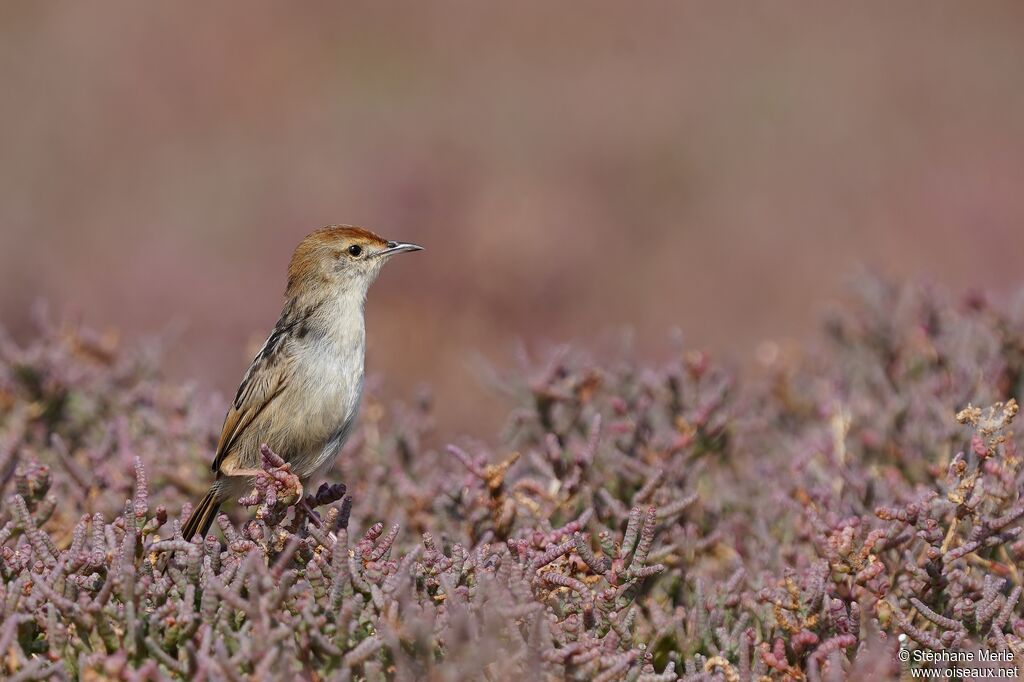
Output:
left=298, top=498, right=323, bottom=528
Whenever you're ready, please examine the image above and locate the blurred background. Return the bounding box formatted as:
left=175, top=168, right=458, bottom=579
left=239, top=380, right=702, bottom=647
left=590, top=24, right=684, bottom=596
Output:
left=2, top=2, right=1023, bottom=436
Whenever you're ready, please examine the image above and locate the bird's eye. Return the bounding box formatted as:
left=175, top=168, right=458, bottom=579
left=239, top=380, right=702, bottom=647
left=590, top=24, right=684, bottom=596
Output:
left=347, top=244, right=363, bottom=257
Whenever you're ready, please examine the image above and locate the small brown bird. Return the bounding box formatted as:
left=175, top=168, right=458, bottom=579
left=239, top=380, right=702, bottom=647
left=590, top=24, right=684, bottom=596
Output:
left=182, top=226, right=422, bottom=539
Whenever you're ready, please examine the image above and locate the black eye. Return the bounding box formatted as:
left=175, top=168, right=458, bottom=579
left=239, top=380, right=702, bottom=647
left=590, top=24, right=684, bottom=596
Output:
left=347, top=244, right=363, bottom=257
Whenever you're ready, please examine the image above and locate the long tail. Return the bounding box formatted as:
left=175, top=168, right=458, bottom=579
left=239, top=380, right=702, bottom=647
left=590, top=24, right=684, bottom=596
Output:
left=182, top=488, right=221, bottom=540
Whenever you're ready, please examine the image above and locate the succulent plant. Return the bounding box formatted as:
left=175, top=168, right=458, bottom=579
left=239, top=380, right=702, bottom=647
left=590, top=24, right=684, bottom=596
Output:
left=1, top=279, right=1022, bottom=680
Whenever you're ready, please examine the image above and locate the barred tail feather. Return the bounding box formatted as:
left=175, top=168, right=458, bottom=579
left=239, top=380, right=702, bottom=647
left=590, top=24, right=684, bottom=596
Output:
left=182, top=489, right=221, bottom=540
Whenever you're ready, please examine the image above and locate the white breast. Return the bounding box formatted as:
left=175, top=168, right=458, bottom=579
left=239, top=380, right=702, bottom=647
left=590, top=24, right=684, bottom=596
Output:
left=290, top=298, right=366, bottom=478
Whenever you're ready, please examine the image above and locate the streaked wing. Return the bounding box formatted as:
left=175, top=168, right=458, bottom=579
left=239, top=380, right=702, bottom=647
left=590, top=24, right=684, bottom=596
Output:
left=211, top=317, right=297, bottom=473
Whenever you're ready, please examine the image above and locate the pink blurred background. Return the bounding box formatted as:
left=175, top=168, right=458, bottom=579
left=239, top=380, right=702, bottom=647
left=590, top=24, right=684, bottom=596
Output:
left=2, top=3, right=1023, bottom=435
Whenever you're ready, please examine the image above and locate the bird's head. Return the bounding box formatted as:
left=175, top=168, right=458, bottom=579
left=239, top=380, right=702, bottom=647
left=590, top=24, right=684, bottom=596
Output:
left=286, top=225, right=422, bottom=301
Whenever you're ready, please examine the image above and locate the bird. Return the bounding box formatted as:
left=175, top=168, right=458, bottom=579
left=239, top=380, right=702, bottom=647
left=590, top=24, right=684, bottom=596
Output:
left=181, top=225, right=422, bottom=540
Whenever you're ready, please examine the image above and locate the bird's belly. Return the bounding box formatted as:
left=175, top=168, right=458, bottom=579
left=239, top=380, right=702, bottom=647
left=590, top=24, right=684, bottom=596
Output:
left=276, top=348, right=363, bottom=479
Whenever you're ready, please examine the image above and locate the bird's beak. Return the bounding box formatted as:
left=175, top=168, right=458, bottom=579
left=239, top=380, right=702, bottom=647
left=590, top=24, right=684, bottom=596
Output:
left=377, top=241, right=424, bottom=258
